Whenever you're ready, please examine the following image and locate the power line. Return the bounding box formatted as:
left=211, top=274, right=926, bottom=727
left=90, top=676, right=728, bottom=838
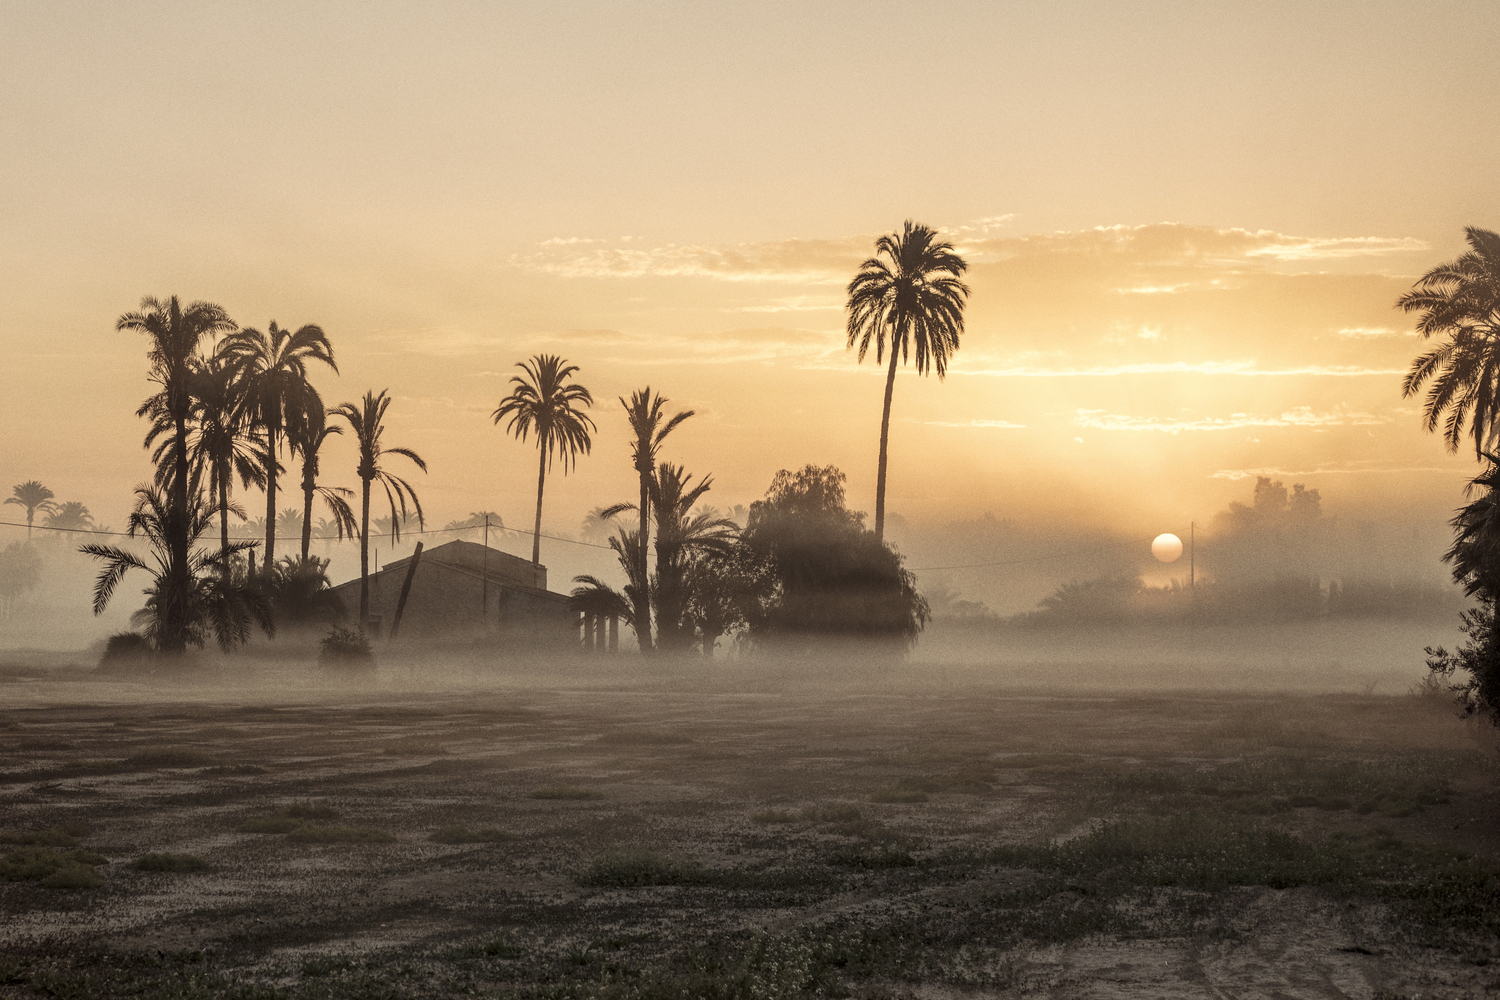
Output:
left=0, top=518, right=615, bottom=550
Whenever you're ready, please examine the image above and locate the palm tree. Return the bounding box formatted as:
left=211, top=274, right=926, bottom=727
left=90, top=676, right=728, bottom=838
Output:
left=492, top=355, right=596, bottom=566
left=846, top=221, right=969, bottom=542
left=331, top=390, right=428, bottom=626
left=602, top=463, right=736, bottom=653
left=80, top=484, right=272, bottom=653
left=1401, top=227, right=1500, bottom=458
left=570, top=526, right=648, bottom=646
left=5, top=481, right=57, bottom=538
left=43, top=502, right=94, bottom=533
left=286, top=407, right=358, bottom=561
left=217, top=321, right=337, bottom=572
left=617, top=389, right=694, bottom=652
left=117, top=296, right=237, bottom=654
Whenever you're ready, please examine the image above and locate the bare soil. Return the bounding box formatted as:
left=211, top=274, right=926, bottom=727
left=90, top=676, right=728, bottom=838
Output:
left=1, top=657, right=1497, bottom=999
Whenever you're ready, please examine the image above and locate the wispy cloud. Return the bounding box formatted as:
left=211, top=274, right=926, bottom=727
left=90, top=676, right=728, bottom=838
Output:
left=922, top=419, right=1027, bottom=429
left=955, top=361, right=1406, bottom=378
left=1210, top=463, right=1460, bottom=480
left=1076, top=405, right=1391, bottom=434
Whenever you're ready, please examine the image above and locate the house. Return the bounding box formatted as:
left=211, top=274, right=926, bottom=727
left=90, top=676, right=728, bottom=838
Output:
left=327, top=539, right=579, bottom=649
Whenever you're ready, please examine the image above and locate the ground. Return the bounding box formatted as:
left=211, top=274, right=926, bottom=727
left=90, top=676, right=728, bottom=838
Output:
left=0, top=653, right=1497, bottom=999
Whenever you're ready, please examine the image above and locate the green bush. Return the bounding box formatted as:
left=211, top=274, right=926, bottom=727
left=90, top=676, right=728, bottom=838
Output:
left=1, top=847, right=106, bottom=888
left=318, top=626, right=374, bottom=669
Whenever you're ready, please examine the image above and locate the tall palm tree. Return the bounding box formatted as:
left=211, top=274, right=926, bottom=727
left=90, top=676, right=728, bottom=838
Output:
left=217, top=321, right=337, bottom=572
left=175, top=355, right=268, bottom=567
left=617, top=388, right=694, bottom=652
left=117, top=296, right=237, bottom=654
left=286, top=407, right=358, bottom=561
left=1401, top=227, right=1500, bottom=458
left=5, top=481, right=57, bottom=538
left=331, top=390, right=427, bottom=626
left=492, top=355, right=596, bottom=566
left=43, top=502, right=94, bottom=533
left=846, top=221, right=969, bottom=542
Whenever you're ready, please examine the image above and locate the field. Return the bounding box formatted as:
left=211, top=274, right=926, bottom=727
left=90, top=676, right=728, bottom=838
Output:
left=1, top=655, right=1498, bottom=999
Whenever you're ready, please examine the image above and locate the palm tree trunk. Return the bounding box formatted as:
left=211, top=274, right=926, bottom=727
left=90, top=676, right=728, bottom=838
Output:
left=874, top=344, right=900, bottom=544
left=263, top=429, right=278, bottom=573
left=164, top=409, right=191, bottom=655
left=531, top=443, right=546, bottom=566
left=300, top=459, right=315, bottom=563
left=636, top=461, right=652, bottom=654
left=359, top=476, right=371, bottom=627
left=218, top=473, right=230, bottom=578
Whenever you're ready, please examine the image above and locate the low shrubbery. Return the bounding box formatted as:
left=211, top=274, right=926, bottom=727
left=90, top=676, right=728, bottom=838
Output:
left=318, top=626, right=374, bottom=670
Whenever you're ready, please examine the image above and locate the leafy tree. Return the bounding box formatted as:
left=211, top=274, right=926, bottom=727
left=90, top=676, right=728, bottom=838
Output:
left=0, top=542, right=42, bottom=617
left=742, top=464, right=928, bottom=651
left=617, top=388, right=694, bottom=652
left=1425, top=455, right=1500, bottom=723
left=331, top=390, right=427, bottom=626
left=5, top=481, right=57, bottom=538
left=493, top=355, right=595, bottom=566
left=267, top=555, right=345, bottom=626
left=80, top=485, right=272, bottom=653
left=217, top=321, right=337, bottom=571
left=1401, top=227, right=1500, bottom=457
left=684, top=544, right=777, bottom=657
left=117, top=296, right=237, bottom=653
left=846, top=221, right=969, bottom=542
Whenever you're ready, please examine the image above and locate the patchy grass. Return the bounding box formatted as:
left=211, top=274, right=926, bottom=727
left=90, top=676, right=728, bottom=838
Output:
left=0, top=820, right=92, bottom=847
left=236, top=803, right=341, bottom=834
left=132, top=853, right=210, bottom=873
left=428, top=824, right=514, bottom=844
left=596, top=729, right=693, bottom=746
left=869, top=787, right=930, bottom=804
left=0, top=846, right=106, bottom=888
left=750, top=808, right=799, bottom=824
left=122, top=748, right=213, bottom=769
left=576, top=848, right=705, bottom=887
left=529, top=785, right=604, bottom=800
left=382, top=740, right=448, bottom=756
left=200, top=764, right=267, bottom=776
left=285, top=825, right=395, bottom=844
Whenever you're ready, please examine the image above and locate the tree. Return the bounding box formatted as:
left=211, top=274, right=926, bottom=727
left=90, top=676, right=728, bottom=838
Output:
left=331, top=390, right=427, bottom=626
left=284, top=405, right=357, bottom=562
left=617, top=388, right=694, bottom=652
left=742, top=464, right=928, bottom=651
left=80, top=485, right=272, bottom=654
left=570, top=527, right=647, bottom=644
left=492, top=355, right=595, bottom=566
left=43, top=502, right=94, bottom=533
left=5, top=481, right=57, bottom=538
left=846, top=221, right=969, bottom=542
left=1425, top=455, right=1500, bottom=724
left=1401, top=227, right=1500, bottom=457
left=117, top=296, right=237, bottom=654
left=0, top=542, right=42, bottom=618
left=217, top=321, right=337, bottom=572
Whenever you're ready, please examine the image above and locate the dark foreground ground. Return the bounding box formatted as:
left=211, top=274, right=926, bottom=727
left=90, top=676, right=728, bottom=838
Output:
left=1, top=656, right=1498, bottom=999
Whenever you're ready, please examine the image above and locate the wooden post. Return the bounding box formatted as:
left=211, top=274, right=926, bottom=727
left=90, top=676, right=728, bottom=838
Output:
left=608, top=615, right=618, bottom=653
left=388, top=541, right=424, bottom=643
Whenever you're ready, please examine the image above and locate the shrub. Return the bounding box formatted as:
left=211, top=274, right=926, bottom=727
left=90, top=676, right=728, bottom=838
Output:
left=96, top=631, right=152, bottom=674
left=318, top=626, right=374, bottom=670
left=577, top=848, right=706, bottom=887
left=0, top=847, right=106, bottom=888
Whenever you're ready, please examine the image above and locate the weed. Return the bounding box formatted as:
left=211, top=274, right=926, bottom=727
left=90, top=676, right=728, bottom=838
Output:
left=531, top=785, right=605, bottom=800
left=429, top=824, right=514, bottom=844
left=133, top=852, right=210, bottom=872
left=577, top=848, right=706, bottom=887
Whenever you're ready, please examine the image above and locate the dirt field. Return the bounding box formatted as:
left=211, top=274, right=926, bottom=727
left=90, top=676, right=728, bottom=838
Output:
left=1, top=655, right=1498, bottom=999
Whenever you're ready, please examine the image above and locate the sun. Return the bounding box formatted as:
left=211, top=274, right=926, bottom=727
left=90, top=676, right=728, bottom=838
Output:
left=1152, top=533, right=1183, bottom=563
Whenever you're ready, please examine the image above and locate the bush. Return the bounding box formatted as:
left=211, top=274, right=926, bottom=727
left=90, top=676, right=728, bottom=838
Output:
left=96, top=631, right=152, bottom=674
left=0, top=847, right=106, bottom=888
left=318, top=626, right=374, bottom=670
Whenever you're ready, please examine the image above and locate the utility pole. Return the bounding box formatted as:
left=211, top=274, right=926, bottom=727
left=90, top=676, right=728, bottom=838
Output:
left=1189, top=521, right=1195, bottom=590
left=481, top=515, right=489, bottom=618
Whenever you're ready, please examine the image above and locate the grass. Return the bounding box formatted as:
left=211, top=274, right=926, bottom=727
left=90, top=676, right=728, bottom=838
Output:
left=428, top=824, right=514, bottom=844
left=529, top=785, right=605, bottom=800
left=236, top=803, right=343, bottom=834
left=750, top=808, right=799, bottom=824
left=132, top=853, right=210, bottom=872
left=0, top=820, right=92, bottom=847
left=576, top=847, right=705, bottom=887
left=0, top=846, right=107, bottom=888
left=382, top=740, right=448, bottom=756
left=285, top=825, right=396, bottom=844
left=122, top=748, right=213, bottom=769
left=869, top=787, right=929, bottom=803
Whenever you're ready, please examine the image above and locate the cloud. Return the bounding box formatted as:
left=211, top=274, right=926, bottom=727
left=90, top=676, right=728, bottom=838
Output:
left=508, top=235, right=867, bottom=284
left=922, top=419, right=1027, bottom=429
left=1075, top=405, right=1391, bottom=434
left=1210, top=463, right=1459, bottom=480
left=954, top=361, right=1406, bottom=378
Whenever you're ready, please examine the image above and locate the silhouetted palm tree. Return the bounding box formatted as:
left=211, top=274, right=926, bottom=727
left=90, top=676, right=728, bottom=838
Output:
left=570, top=526, right=647, bottom=644
left=5, top=481, right=57, bottom=538
left=617, top=389, right=694, bottom=652
left=80, top=485, right=271, bottom=653
left=332, top=390, right=427, bottom=626
left=1402, top=227, right=1500, bottom=458
left=286, top=407, right=358, bottom=561
left=846, top=221, right=969, bottom=542
left=492, top=355, right=595, bottom=566
left=218, top=321, right=337, bottom=571
left=117, top=296, right=237, bottom=653
left=43, top=502, right=94, bottom=533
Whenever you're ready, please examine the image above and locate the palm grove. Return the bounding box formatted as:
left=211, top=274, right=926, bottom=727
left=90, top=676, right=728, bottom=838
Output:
left=51, top=221, right=967, bottom=661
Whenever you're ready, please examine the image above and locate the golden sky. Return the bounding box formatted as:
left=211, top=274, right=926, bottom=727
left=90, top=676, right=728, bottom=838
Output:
left=3, top=1, right=1498, bottom=585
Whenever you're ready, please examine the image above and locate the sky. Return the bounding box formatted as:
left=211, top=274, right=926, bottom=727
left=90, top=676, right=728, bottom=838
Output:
left=2, top=0, right=1498, bottom=594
